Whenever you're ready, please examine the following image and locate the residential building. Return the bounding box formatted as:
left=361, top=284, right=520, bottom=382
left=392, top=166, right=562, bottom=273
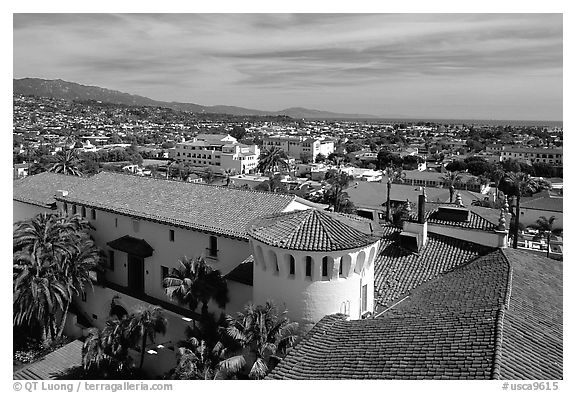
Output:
left=518, top=190, right=563, bottom=229
left=174, top=134, right=260, bottom=174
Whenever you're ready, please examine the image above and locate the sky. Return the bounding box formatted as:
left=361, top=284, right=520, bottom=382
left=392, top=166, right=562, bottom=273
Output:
left=13, top=13, right=563, bottom=120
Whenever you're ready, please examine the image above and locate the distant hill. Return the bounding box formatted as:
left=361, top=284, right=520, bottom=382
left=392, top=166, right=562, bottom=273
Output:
left=13, top=78, right=377, bottom=119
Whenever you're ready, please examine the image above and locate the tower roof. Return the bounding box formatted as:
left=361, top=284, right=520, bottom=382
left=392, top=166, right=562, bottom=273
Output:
left=249, top=209, right=379, bottom=252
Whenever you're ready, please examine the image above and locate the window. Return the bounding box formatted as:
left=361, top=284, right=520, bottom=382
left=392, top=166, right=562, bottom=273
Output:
left=361, top=284, right=368, bottom=312
left=72, top=205, right=77, bottom=215
left=322, top=256, right=329, bottom=277
left=108, top=250, right=115, bottom=271
left=339, top=261, right=343, bottom=275
left=63, top=202, right=68, bottom=213
left=115, top=218, right=118, bottom=228
left=91, top=209, right=96, bottom=220
left=169, top=229, right=175, bottom=242
left=81, top=206, right=86, bottom=218
left=208, top=236, right=218, bottom=257
left=161, top=266, right=169, bottom=285
left=305, top=256, right=312, bottom=277
left=289, top=256, right=295, bottom=275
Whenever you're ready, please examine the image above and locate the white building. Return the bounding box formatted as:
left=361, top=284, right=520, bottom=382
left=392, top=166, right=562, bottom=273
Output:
left=500, top=146, right=562, bottom=166
left=263, top=134, right=334, bottom=161
left=175, top=134, right=260, bottom=174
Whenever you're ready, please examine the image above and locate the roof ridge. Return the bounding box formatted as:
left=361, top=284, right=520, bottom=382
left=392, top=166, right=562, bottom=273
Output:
left=490, top=248, right=512, bottom=380
left=96, top=171, right=295, bottom=200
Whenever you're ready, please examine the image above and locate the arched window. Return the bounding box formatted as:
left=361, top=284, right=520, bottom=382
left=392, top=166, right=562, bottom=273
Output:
left=340, top=254, right=352, bottom=278
left=305, top=256, right=313, bottom=278
left=268, top=249, right=278, bottom=274
left=256, top=245, right=265, bottom=270
left=288, top=255, right=295, bottom=275
left=355, top=251, right=366, bottom=274
left=322, top=257, right=329, bottom=277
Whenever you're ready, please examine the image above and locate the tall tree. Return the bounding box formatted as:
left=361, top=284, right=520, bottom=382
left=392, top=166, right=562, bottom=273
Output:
left=256, top=146, right=288, bottom=174
left=501, top=172, right=539, bottom=249
left=127, top=305, right=167, bottom=370
left=13, top=213, right=102, bottom=342
left=442, top=171, right=463, bottom=203
left=324, top=169, right=355, bottom=213
left=385, top=166, right=405, bottom=221
left=48, top=150, right=83, bottom=177
left=164, top=257, right=229, bottom=316
left=218, top=301, right=299, bottom=379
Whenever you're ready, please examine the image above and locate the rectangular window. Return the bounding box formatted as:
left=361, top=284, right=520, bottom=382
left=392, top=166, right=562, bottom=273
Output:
left=322, top=257, right=328, bottom=277
left=305, top=256, right=312, bottom=277
left=91, top=209, right=96, bottom=220
left=72, top=205, right=77, bottom=215
left=169, top=229, right=175, bottom=242
left=115, top=218, right=118, bottom=228
left=63, top=202, right=68, bottom=213
left=361, top=284, right=368, bottom=312
left=289, top=256, right=295, bottom=275
left=161, top=266, right=169, bottom=285
left=209, top=236, right=218, bottom=257
left=339, top=262, right=343, bottom=275
left=81, top=206, right=87, bottom=218
left=108, top=250, right=115, bottom=271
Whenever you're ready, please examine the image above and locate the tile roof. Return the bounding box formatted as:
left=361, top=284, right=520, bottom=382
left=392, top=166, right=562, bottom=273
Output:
left=56, top=172, right=297, bottom=239
left=498, top=249, right=562, bottom=380
left=14, top=340, right=83, bottom=380
left=374, top=226, right=494, bottom=308
left=269, top=249, right=562, bottom=380
left=224, top=255, right=254, bottom=286
left=249, top=209, right=380, bottom=252
left=13, top=172, right=87, bottom=207
left=408, top=203, right=509, bottom=232
left=520, top=195, right=563, bottom=213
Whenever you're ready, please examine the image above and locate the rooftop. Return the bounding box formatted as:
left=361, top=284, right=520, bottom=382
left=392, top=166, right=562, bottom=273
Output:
left=249, top=209, right=379, bottom=252
left=55, top=171, right=298, bottom=239
left=269, top=249, right=562, bottom=380
left=13, top=172, right=87, bottom=208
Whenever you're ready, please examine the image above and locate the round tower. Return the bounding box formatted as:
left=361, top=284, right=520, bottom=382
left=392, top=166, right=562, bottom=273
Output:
left=248, top=209, right=381, bottom=331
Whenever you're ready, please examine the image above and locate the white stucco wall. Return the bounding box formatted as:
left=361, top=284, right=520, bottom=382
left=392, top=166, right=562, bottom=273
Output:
left=13, top=201, right=53, bottom=223
left=56, top=202, right=253, bottom=315
left=251, top=239, right=379, bottom=331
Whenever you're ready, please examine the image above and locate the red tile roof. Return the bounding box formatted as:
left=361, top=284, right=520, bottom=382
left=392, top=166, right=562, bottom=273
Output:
left=269, top=249, right=562, bottom=380
left=13, top=172, right=86, bottom=207
left=55, top=172, right=297, bottom=239
left=249, top=209, right=379, bottom=252
left=374, top=225, right=494, bottom=308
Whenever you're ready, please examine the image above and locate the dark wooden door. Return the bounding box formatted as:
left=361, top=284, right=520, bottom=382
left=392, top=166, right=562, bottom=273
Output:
left=128, top=254, right=145, bottom=294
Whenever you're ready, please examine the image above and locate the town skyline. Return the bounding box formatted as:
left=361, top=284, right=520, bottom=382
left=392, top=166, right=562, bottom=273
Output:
left=14, top=13, right=563, bottom=121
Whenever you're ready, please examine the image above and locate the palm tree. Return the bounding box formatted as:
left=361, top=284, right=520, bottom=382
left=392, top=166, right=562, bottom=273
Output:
left=164, top=257, right=229, bottom=316
left=13, top=213, right=102, bottom=342
left=442, top=171, right=463, bottom=203
left=529, top=216, right=562, bottom=258
left=127, top=305, right=167, bottom=370
left=501, top=172, right=539, bottom=249
left=218, top=301, right=299, bottom=379
left=256, top=146, right=288, bottom=174
left=385, top=166, right=405, bottom=221
left=48, top=149, right=83, bottom=177
left=224, top=168, right=236, bottom=187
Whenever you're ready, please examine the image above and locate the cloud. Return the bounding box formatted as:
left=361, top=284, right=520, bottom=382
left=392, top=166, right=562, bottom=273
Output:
left=13, top=13, right=562, bottom=120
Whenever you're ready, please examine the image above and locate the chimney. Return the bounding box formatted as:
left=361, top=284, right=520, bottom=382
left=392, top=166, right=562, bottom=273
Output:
left=56, top=189, right=68, bottom=197
left=400, top=188, right=428, bottom=252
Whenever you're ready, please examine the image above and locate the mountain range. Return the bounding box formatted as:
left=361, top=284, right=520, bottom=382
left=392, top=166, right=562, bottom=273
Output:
left=13, top=78, right=377, bottom=119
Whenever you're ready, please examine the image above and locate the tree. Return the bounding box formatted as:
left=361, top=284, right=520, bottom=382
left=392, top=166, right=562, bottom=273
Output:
left=324, top=169, right=355, bottom=213
left=529, top=216, right=562, bottom=258
left=218, top=301, right=299, bottom=379
left=385, top=166, right=405, bottom=221
left=223, top=168, right=236, bottom=187
left=315, top=153, right=326, bottom=163
left=13, top=213, right=102, bottom=343
left=164, top=257, right=229, bottom=316
left=501, top=172, right=539, bottom=249
left=229, top=125, right=246, bottom=141
left=127, top=305, right=167, bottom=370
left=201, top=168, right=215, bottom=184
left=48, top=150, right=83, bottom=177
left=442, top=171, right=463, bottom=203
left=257, top=146, right=288, bottom=174
left=254, top=174, right=288, bottom=193
left=445, top=160, right=467, bottom=172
